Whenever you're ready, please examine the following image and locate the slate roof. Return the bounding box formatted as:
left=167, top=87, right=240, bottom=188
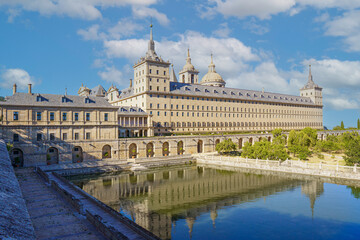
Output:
left=168, top=82, right=315, bottom=105
left=118, top=106, right=149, bottom=116
left=117, top=82, right=317, bottom=106
left=1, top=92, right=118, bottom=109
left=90, top=85, right=106, bottom=96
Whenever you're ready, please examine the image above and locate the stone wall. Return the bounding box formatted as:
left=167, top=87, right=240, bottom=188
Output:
left=197, top=156, right=360, bottom=181
left=0, top=140, right=35, bottom=239
left=6, top=129, right=360, bottom=167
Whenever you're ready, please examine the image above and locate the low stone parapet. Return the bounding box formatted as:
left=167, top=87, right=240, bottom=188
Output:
left=197, top=156, right=360, bottom=181
left=0, top=140, right=36, bottom=239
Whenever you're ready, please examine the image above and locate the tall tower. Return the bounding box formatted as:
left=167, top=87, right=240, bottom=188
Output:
left=179, top=49, right=199, bottom=84
left=133, top=24, right=171, bottom=96
left=300, top=65, right=322, bottom=106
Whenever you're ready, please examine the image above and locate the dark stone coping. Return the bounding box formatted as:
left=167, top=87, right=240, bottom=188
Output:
left=0, top=140, right=36, bottom=240
left=37, top=167, right=160, bottom=240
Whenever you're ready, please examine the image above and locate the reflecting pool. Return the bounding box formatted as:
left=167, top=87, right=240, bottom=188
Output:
left=69, top=165, right=360, bottom=240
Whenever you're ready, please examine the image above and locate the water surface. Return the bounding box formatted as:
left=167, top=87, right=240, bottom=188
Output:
left=69, top=165, right=360, bottom=240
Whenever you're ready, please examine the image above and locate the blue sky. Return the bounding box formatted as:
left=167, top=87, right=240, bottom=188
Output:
left=1, top=0, right=360, bottom=129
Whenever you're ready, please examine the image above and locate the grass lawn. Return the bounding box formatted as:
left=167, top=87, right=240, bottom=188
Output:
left=294, top=153, right=346, bottom=166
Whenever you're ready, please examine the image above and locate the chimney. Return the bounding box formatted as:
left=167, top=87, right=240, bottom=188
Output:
left=28, top=84, right=32, bottom=94
left=13, top=84, right=17, bottom=95
left=130, top=79, right=133, bottom=88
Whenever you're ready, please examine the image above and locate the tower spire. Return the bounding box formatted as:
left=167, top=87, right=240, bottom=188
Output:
left=308, top=64, right=313, bottom=83
left=186, top=48, right=191, bottom=64
left=145, top=21, right=158, bottom=60
left=208, top=53, right=216, bottom=72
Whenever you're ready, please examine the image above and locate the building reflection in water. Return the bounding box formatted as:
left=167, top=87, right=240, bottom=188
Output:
left=73, top=166, right=324, bottom=240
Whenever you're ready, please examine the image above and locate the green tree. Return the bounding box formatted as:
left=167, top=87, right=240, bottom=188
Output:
left=341, top=121, right=345, bottom=130
left=271, top=128, right=282, bottom=138
left=343, top=133, right=360, bottom=165
left=242, top=139, right=289, bottom=160
left=287, top=128, right=316, bottom=159
left=216, top=139, right=237, bottom=154
left=333, top=126, right=342, bottom=130
left=347, top=186, right=360, bottom=199
left=272, top=128, right=286, bottom=145
left=357, top=119, right=360, bottom=129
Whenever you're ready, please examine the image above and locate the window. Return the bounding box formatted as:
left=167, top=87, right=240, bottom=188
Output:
left=13, top=134, right=19, bottom=142
left=37, top=133, right=42, bottom=141
left=74, top=133, right=79, bottom=140
left=86, top=132, right=91, bottom=140
left=104, top=113, right=108, bottom=121
left=63, top=133, right=67, bottom=140
left=50, top=112, right=55, bottom=121
left=50, top=133, right=55, bottom=141
left=13, top=112, right=19, bottom=121
left=164, top=71, right=166, bottom=75
left=62, top=113, right=67, bottom=121
left=150, top=69, right=152, bottom=74
left=156, top=70, right=159, bottom=74
left=37, top=112, right=42, bottom=121
left=74, top=113, right=79, bottom=121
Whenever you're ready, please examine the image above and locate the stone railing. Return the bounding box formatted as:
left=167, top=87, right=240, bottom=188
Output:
left=197, top=155, right=360, bottom=181
left=0, top=140, right=35, bottom=239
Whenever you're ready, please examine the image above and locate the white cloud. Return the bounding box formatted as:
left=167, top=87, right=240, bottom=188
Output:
left=0, top=68, right=34, bottom=90
left=98, top=65, right=123, bottom=84
left=243, top=18, right=269, bottom=35
left=323, top=10, right=360, bottom=52
left=0, top=0, right=159, bottom=21
left=205, top=0, right=296, bottom=20
left=78, top=19, right=144, bottom=42
left=77, top=24, right=105, bottom=41
left=108, top=18, right=144, bottom=39
left=104, top=31, right=259, bottom=77
left=132, top=6, right=170, bottom=26
left=212, top=23, right=231, bottom=38
left=7, top=8, right=21, bottom=23
left=227, top=61, right=297, bottom=94
left=201, top=0, right=360, bottom=20
left=326, top=97, right=359, bottom=110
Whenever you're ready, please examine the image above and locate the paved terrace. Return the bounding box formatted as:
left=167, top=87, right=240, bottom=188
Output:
left=0, top=140, right=161, bottom=240
left=15, top=168, right=107, bottom=240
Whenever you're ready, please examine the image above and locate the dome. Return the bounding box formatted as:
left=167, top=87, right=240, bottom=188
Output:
left=200, top=54, right=226, bottom=87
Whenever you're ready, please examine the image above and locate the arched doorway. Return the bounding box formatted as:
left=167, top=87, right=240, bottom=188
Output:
left=162, top=142, right=169, bottom=156
left=248, top=138, right=253, bottom=145
left=215, top=139, right=220, bottom=147
left=72, top=146, right=83, bottom=163
left=144, top=130, right=148, bottom=137
left=129, top=143, right=137, bottom=158
left=177, top=141, right=184, bottom=155
left=238, top=138, right=243, bottom=149
left=146, top=142, right=154, bottom=157
left=47, top=147, right=59, bottom=165
left=102, top=145, right=111, bottom=159
left=197, top=140, right=203, bottom=153
left=11, top=148, right=24, bottom=167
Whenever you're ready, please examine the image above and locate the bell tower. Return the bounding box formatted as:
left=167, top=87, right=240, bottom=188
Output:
left=179, top=49, right=199, bottom=84
left=300, top=65, right=322, bottom=106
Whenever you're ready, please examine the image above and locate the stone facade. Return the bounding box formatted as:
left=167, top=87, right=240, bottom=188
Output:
left=0, top=86, right=118, bottom=166
left=107, top=26, right=323, bottom=135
